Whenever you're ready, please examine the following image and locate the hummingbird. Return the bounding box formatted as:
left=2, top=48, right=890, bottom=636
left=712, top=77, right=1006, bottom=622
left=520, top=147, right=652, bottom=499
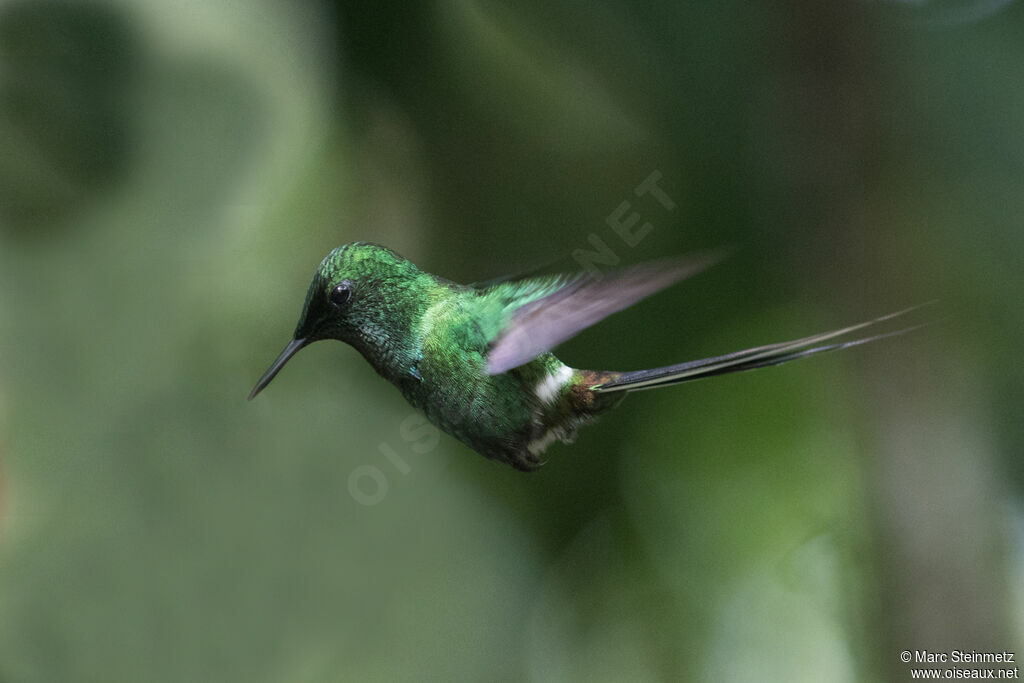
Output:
left=249, top=242, right=922, bottom=471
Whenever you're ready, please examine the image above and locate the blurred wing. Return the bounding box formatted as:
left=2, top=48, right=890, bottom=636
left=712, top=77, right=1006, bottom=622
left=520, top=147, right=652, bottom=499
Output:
left=483, top=251, right=725, bottom=375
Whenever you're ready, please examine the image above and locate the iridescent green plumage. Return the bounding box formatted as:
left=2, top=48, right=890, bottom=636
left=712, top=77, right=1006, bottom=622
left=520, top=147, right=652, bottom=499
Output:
left=250, top=242, right=924, bottom=470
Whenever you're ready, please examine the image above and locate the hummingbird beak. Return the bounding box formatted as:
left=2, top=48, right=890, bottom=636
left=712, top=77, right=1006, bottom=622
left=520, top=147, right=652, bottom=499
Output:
left=248, top=338, right=308, bottom=400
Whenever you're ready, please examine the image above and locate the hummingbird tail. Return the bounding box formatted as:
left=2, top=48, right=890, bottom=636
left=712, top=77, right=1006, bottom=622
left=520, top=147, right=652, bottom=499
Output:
left=588, top=303, right=935, bottom=394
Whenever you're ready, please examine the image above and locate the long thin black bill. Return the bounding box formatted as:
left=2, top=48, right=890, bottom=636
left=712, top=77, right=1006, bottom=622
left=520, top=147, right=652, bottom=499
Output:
left=248, top=338, right=308, bottom=400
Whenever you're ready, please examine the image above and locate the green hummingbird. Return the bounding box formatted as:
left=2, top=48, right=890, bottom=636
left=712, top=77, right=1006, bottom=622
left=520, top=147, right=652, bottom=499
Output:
left=249, top=242, right=921, bottom=471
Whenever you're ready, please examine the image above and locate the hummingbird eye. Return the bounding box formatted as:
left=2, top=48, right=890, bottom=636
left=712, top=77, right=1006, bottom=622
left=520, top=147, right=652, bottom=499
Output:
left=329, top=282, right=352, bottom=307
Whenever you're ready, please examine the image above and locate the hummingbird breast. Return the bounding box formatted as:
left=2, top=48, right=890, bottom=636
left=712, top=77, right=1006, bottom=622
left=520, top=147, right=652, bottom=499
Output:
left=392, top=293, right=623, bottom=470
left=398, top=349, right=620, bottom=470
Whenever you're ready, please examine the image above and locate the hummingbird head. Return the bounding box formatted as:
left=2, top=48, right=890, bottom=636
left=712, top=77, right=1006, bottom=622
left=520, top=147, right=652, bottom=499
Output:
left=248, top=242, right=436, bottom=399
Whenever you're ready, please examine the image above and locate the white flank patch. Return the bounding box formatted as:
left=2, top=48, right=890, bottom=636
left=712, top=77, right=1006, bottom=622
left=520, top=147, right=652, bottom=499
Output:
left=534, top=365, right=573, bottom=404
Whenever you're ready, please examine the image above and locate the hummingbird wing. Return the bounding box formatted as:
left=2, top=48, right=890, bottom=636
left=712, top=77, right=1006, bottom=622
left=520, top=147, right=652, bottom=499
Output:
left=482, top=250, right=725, bottom=375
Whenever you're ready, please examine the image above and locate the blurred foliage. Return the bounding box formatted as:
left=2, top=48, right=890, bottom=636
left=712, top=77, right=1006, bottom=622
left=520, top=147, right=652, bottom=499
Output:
left=0, top=0, right=1022, bottom=681
left=0, top=1, right=137, bottom=231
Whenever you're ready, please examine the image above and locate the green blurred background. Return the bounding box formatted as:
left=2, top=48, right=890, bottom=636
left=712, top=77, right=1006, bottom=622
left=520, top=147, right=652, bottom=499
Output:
left=1, top=0, right=1022, bottom=680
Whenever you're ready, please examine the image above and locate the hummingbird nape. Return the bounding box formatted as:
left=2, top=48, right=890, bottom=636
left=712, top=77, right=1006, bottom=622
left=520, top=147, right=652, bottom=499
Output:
left=249, top=242, right=928, bottom=471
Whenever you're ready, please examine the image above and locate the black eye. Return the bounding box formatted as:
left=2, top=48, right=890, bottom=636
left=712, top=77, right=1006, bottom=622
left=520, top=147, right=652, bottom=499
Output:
left=329, top=282, right=352, bottom=307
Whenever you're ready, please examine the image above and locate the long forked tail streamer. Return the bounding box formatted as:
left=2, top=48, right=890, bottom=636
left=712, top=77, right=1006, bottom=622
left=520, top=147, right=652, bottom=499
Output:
left=590, top=303, right=936, bottom=393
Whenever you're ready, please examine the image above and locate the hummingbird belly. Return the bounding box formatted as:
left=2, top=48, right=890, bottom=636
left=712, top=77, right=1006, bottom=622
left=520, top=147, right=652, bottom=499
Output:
left=399, top=352, right=601, bottom=470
